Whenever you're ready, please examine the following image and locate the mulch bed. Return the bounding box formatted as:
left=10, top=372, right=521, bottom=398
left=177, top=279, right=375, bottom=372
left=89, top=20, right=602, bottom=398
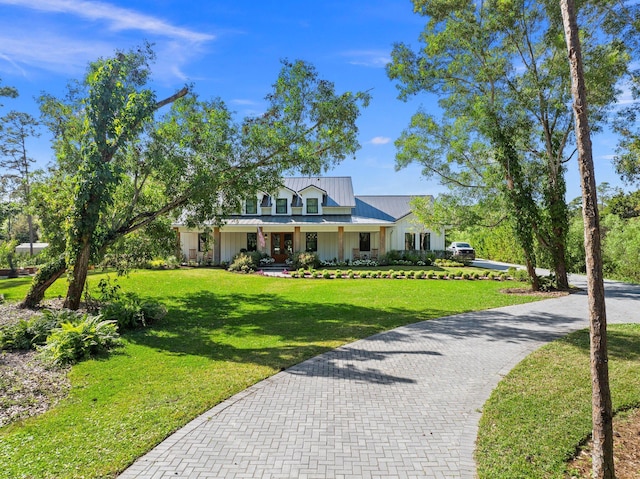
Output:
left=0, top=301, right=71, bottom=428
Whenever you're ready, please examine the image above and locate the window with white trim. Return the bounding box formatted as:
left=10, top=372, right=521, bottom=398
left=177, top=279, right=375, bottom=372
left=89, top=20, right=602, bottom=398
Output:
left=306, top=198, right=318, bottom=214
left=276, top=198, right=287, bottom=214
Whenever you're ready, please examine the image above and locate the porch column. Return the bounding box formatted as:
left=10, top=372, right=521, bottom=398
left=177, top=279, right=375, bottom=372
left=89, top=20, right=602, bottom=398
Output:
left=294, top=227, right=301, bottom=253
left=379, top=227, right=386, bottom=256
left=338, top=226, right=344, bottom=262
left=213, top=227, right=221, bottom=265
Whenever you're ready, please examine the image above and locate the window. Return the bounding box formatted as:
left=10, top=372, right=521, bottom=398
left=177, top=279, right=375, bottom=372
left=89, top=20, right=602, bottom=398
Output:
left=306, top=198, right=318, bottom=214
left=198, top=233, right=208, bottom=252
left=245, top=198, right=257, bottom=215
left=405, top=233, right=416, bottom=250
left=306, top=232, right=318, bottom=252
left=359, top=232, right=370, bottom=252
left=276, top=198, right=287, bottom=214
left=247, top=233, right=257, bottom=252
left=420, top=232, right=431, bottom=251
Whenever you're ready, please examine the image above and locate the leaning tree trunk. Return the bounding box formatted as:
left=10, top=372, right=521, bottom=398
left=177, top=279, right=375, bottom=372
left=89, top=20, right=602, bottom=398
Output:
left=64, top=238, right=92, bottom=310
left=524, top=256, right=540, bottom=291
left=560, top=1, right=614, bottom=477
left=19, top=255, right=66, bottom=309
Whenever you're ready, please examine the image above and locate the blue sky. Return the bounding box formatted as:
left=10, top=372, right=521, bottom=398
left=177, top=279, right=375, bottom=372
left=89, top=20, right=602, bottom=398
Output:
left=0, top=0, right=631, bottom=200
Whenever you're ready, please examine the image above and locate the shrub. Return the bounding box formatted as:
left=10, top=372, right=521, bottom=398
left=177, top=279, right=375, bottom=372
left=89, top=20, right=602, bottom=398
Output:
left=0, top=309, right=75, bottom=351
left=100, top=293, right=167, bottom=331
left=407, top=271, right=415, bottom=278
left=472, top=272, right=480, bottom=280
left=426, top=271, right=435, bottom=279
left=228, top=253, right=258, bottom=273
left=513, top=269, right=529, bottom=282
left=462, top=273, right=470, bottom=280
left=146, top=256, right=180, bottom=270
left=488, top=272, right=496, bottom=279
left=335, top=269, right=342, bottom=278
left=37, top=314, right=122, bottom=367
left=348, top=272, right=356, bottom=279
left=437, top=272, right=446, bottom=279
left=311, top=271, right=320, bottom=278
left=292, top=252, right=320, bottom=270
left=322, top=270, right=331, bottom=279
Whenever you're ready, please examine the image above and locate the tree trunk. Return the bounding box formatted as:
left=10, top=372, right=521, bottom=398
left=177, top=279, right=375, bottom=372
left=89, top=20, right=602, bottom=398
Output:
left=64, top=238, right=92, bottom=310
left=525, top=256, right=540, bottom=291
left=548, top=177, right=570, bottom=290
left=19, top=255, right=66, bottom=309
left=560, top=1, right=614, bottom=477
left=28, top=214, right=34, bottom=257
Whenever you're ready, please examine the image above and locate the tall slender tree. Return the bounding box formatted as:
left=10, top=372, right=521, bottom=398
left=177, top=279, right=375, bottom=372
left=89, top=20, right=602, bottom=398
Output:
left=560, top=1, right=614, bottom=476
left=0, top=111, right=40, bottom=255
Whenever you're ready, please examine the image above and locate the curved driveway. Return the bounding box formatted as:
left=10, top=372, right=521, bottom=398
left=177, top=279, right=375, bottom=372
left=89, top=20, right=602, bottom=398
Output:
left=120, top=273, right=640, bottom=479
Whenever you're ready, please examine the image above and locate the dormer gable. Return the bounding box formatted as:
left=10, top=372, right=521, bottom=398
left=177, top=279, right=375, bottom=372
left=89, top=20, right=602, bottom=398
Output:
left=298, top=184, right=326, bottom=215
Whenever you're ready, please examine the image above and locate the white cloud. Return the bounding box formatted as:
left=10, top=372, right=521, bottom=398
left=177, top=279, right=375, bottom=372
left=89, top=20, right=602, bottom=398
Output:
left=341, top=50, right=390, bottom=68
left=0, top=0, right=214, bottom=43
left=231, top=99, right=259, bottom=106
left=0, top=32, right=112, bottom=75
left=370, top=136, right=391, bottom=145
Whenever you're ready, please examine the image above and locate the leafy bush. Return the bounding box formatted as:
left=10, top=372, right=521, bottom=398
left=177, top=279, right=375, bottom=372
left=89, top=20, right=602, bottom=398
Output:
left=100, top=293, right=167, bottom=330
left=437, top=272, right=446, bottom=279
left=228, top=253, right=258, bottom=273
left=426, top=271, right=435, bottom=279
left=146, top=256, right=180, bottom=270
left=322, top=270, right=331, bottom=279
left=0, top=309, right=73, bottom=351
left=292, top=251, right=320, bottom=270
left=37, top=314, right=121, bottom=367
left=0, top=240, right=18, bottom=269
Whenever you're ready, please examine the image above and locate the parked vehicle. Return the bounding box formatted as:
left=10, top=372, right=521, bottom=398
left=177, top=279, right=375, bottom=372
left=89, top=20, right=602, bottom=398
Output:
left=447, top=242, right=476, bottom=260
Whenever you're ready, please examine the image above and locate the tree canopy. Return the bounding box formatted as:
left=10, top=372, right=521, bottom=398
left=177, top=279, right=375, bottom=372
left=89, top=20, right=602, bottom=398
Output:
left=387, top=0, right=638, bottom=289
left=23, top=46, right=370, bottom=309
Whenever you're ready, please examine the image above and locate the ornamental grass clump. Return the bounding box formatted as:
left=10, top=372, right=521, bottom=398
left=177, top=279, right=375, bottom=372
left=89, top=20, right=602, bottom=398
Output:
left=437, top=272, right=446, bottom=279
left=322, top=270, right=331, bottom=279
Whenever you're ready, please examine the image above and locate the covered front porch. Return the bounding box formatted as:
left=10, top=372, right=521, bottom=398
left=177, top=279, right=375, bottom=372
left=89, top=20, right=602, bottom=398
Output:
left=175, top=218, right=393, bottom=265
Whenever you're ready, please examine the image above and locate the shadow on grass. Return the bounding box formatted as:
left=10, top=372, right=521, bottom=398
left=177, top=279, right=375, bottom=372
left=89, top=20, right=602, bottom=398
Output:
left=558, top=325, right=640, bottom=362
left=125, top=291, right=446, bottom=385
left=122, top=289, right=612, bottom=385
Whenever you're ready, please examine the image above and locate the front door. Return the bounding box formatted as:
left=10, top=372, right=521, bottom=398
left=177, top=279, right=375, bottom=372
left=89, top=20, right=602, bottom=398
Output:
left=271, top=232, right=293, bottom=263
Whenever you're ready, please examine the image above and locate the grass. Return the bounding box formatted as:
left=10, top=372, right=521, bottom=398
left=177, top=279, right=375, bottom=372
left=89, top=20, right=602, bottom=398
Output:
left=476, top=323, right=640, bottom=478
left=0, top=268, right=543, bottom=479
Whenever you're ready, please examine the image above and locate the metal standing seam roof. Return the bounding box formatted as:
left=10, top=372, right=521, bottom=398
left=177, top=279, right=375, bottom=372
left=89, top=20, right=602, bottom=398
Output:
left=173, top=178, right=433, bottom=227
left=354, top=195, right=433, bottom=221
left=283, top=177, right=355, bottom=207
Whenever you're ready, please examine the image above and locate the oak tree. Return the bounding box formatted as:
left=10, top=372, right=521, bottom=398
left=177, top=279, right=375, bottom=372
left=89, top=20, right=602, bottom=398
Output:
left=22, top=47, right=370, bottom=309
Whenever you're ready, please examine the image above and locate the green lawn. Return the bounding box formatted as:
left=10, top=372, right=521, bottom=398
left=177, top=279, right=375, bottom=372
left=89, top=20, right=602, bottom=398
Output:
left=476, top=324, right=640, bottom=478
left=1, top=268, right=542, bottom=479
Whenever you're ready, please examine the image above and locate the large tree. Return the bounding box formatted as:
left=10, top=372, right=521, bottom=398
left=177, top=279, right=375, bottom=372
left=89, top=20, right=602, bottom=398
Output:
left=22, top=47, right=369, bottom=309
left=387, top=0, right=637, bottom=289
